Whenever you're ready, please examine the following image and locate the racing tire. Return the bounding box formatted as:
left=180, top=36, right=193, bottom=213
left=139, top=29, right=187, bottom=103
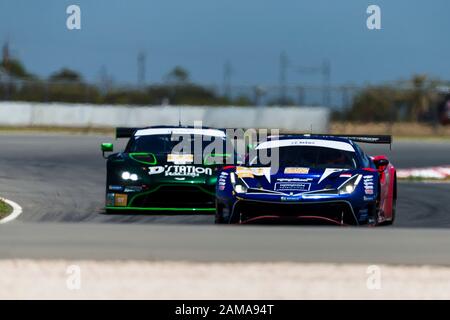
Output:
left=382, top=197, right=396, bottom=226
left=383, top=180, right=397, bottom=226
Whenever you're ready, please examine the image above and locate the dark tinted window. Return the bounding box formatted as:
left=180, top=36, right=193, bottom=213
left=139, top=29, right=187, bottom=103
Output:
left=251, top=146, right=358, bottom=169
left=127, top=134, right=227, bottom=153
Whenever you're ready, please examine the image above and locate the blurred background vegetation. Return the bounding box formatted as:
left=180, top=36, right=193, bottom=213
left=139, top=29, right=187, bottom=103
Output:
left=0, top=57, right=449, bottom=125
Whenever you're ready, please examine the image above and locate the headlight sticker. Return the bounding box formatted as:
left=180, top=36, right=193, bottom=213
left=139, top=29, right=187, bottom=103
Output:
left=236, top=167, right=254, bottom=179
left=167, top=154, right=194, bottom=164
left=284, top=167, right=310, bottom=174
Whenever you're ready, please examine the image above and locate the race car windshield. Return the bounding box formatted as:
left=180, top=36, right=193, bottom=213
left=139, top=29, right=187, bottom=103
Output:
left=126, top=134, right=228, bottom=155
left=250, top=146, right=358, bottom=169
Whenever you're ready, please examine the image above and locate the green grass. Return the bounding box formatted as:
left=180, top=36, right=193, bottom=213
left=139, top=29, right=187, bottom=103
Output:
left=0, top=199, right=12, bottom=220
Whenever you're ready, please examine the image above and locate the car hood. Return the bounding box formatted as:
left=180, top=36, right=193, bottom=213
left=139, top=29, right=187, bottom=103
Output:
left=235, top=166, right=362, bottom=193
left=111, top=152, right=220, bottom=185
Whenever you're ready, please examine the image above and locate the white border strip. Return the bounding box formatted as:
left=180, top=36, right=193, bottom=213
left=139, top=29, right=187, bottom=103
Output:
left=134, top=128, right=226, bottom=138
left=0, top=197, right=23, bottom=224
left=256, top=139, right=355, bottom=152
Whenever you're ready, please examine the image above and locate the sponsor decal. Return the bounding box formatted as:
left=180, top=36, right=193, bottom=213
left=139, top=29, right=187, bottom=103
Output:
left=339, top=173, right=352, bottom=178
left=165, top=165, right=212, bottom=177
left=167, top=154, right=194, bottom=164
left=148, top=166, right=165, bottom=175
left=277, top=178, right=313, bottom=182
left=363, top=175, right=374, bottom=194
left=275, top=182, right=311, bottom=192
left=218, top=185, right=226, bottom=191
left=236, top=167, right=254, bottom=179
left=284, top=167, right=310, bottom=174
left=106, top=193, right=115, bottom=206
left=148, top=165, right=212, bottom=177
left=256, top=139, right=355, bottom=152
left=237, top=172, right=254, bottom=178
left=364, top=196, right=375, bottom=201
left=124, top=186, right=143, bottom=193
left=235, top=166, right=272, bottom=182
left=218, top=172, right=228, bottom=183
left=281, top=195, right=301, bottom=202
left=114, top=194, right=128, bottom=207
left=108, top=185, right=123, bottom=191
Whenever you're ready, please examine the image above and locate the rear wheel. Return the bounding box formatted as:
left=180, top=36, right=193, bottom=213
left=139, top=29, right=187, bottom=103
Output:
left=367, top=203, right=380, bottom=226
left=367, top=183, right=381, bottom=226
left=383, top=179, right=397, bottom=226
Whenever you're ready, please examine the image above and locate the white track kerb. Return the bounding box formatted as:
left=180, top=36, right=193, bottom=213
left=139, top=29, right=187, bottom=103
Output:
left=0, top=198, right=23, bottom=224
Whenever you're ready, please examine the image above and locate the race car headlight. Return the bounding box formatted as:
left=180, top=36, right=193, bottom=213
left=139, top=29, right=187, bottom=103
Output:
left=230, top=172, right=248, bottom=193
left=338, top=174, right=362, bottom=195
left=121, top=171, right=139, bottom=181
left=234, top=183, right=248, bottom=194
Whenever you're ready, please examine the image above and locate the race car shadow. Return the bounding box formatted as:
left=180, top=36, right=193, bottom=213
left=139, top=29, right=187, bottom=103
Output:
left=239, top=216, right=350, bottom=226
left=99, top=209, right=214, bottom=216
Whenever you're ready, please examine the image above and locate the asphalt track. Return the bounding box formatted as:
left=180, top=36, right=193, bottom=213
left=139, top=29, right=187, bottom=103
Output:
left=0, top=133, right=449, bottom=263
left=0, top=134, right=449, bottom=227
left=1, top=223, right=450, bottom=264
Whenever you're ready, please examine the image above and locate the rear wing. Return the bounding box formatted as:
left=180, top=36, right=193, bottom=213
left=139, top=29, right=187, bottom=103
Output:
left=115, top=127, right=141, bottom=139
left=267, top=133, right=392, bottom=149
left=328, top=134, right=392, bottom=150
left=324, top=134, right=392, bottom=145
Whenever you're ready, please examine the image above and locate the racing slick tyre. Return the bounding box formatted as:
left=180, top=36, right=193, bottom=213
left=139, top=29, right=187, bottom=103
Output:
left=215, top=202, right=240, bottom=224
left=383, top=180, right=397, bottom=226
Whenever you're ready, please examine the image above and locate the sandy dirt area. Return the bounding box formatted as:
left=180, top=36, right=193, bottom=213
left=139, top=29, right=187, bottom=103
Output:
left=1, top=260, right=450, bottom=299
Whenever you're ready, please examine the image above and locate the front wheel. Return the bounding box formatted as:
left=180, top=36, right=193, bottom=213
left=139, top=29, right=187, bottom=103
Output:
left=215, top=201, right=225, bottom=224
left=383, top=197, right=396, bottom=226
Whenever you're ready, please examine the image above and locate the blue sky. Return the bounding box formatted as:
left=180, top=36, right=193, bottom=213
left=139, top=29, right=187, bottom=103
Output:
left=1, top=0, right=449, bottom=86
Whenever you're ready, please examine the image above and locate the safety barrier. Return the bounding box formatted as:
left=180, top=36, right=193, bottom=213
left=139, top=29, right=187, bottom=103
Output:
left=0, top=102, right=330, bottom=132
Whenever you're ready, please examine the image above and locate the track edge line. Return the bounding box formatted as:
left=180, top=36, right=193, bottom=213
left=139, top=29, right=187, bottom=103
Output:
left=0, top=197, right=23, bottom=224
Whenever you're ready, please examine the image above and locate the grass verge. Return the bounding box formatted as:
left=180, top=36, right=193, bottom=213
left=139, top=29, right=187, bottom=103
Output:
left=0, top=199, right=13, bottom=221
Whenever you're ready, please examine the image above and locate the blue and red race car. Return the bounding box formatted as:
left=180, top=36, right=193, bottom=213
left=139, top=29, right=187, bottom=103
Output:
left=215, top=134, right=396, bottom=226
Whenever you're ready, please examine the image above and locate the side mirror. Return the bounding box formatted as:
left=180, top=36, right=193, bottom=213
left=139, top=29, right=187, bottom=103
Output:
left=373, top=156, right=389, bottom=171
left=101, top=143, right=114, bottom=159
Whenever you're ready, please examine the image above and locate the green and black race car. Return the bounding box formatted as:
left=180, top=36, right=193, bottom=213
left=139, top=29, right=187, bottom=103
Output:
left=101, top=126, right=237, bottom=213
